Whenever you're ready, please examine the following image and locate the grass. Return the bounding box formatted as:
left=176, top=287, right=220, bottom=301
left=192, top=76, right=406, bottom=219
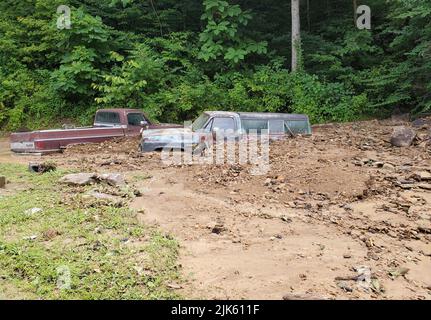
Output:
left=0, top=163, right=181, bottom=300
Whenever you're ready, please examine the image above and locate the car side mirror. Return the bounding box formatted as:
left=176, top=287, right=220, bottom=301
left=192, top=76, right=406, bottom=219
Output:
left=140, top=120, right=148, bottom=126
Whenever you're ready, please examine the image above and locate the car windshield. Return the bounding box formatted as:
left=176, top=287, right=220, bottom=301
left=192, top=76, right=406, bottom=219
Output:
left=192, top=113, right=210, bottom=131
left=127, top=113, right=145, bottom=126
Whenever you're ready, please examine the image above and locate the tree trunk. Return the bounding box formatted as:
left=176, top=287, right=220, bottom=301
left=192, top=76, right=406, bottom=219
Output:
left=291, top=0, right=301, bottom=72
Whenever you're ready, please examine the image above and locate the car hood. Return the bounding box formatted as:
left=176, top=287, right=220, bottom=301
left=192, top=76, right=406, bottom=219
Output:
left=144, top=127, right=192, bottom=137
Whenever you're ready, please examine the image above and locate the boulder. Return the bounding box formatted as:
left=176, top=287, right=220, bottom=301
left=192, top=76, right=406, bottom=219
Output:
left=97, top=173, right=126, bottom=186
left=59, top=173, right=96, bottom=186
left=390, top=126, right=417, bottom=147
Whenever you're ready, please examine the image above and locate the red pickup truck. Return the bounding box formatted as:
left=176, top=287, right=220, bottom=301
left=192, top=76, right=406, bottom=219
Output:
left=10, top=109, right=179, bottom=154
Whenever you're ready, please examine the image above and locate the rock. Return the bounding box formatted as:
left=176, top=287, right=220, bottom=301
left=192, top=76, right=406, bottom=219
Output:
left=343, top=254, right=352, bottom=259
left=282, top=293, right=329, bottom=300
left=87, top=191, right=118, bottom=201
left=390, top=126, right=416, bottom=147
left=98, top=173, right=126, bottom=186
left=337, top=281, right=353, bottom=292
left=382, top=163, right=395, bottom=171
left=264, top=178, right=272, bottom=186
left=411, top=171, right=431, bottom=181
left=60, top=173, right=96, bottom=186
left=418, top=225, right=431, bottom=234
left=211, top=224, right=226, bottom=235
left=133, top=189, right=143, bottom=197
left=43, top=229, right=60, bottom=240
left=167, top=282, right=183, bottom=290
left=389, top=267, right=410, bottom=279
left=0, top=176, right=6, bottom=188
left=412, top=118, right=431, bottom=128
left=418, top=183, right=431, bottom=190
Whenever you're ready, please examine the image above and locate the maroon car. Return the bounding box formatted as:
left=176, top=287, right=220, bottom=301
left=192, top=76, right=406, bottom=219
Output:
left=10, top=109, right=179, bottom=154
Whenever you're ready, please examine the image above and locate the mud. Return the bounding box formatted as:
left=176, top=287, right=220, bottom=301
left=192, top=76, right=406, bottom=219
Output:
left=2, top=118, right=431, bottom=300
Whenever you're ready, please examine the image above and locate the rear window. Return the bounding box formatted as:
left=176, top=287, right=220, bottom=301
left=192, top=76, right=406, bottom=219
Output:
left=212, top=117, right=236, bottom=131
left=241, top=119, right=268, bottom=134
left=127, top=113, right=145, bottom=126
left=285, top=120, right=310, bottom=134
left=95, top=112, right=120, bottom=124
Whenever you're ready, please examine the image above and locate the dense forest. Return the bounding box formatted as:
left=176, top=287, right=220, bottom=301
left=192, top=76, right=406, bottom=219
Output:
left=0, top=0, right=430, bottom=130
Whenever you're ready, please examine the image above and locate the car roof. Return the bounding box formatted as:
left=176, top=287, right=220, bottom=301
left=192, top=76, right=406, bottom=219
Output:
left=238, top=112, right=309, bottom=120
left=204, top=111, right=239, bottom=117
left=204, top=111, right=309, bottom=121
left=96, top=108, right=143, bottom=113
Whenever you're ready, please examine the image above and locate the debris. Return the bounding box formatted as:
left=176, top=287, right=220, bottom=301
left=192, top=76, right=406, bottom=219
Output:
left=24, top=208, right=43, bottom=215
left=335, top=275, right=359, bottom=281
left=23, top=235, right=38, bottom=241
left=28, top=162, right=56, bottom=173
left=0, top=176, right=6, bottom=189
left=390, top=126, right=416, bottom=147
left=343, top=254, right=352, bottom=259
left=59, top=173, right=96, bottom=186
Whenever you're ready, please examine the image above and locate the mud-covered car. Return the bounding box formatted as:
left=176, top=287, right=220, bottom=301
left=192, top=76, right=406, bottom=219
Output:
left=139, top=111, right=312, bottom=153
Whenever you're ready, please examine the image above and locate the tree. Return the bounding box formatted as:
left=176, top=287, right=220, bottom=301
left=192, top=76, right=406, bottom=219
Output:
left=291, top=0, right=301, bottom=72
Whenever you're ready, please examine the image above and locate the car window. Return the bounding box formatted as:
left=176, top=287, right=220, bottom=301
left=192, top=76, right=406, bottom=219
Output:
left=95, top=112, right=120, bottom=124
left=192, top=113, right=210, bottom=131
left=241, top=119, right=268, bottom=134
left=212, top=117, right=235, bottom=131
left=269, top=120, right=285, bottom=134
left=127, top=113, right=145, bottom=126
left=285, top=120, right=311, bottom=134
left=204, top=119, right=213, bottom=132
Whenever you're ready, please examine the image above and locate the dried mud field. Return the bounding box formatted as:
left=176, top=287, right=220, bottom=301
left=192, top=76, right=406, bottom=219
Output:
left=1, top=118, right=431, bottom=300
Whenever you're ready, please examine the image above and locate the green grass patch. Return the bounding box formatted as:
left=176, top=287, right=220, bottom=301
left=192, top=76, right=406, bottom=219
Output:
left=0, top=164, right=181, bottom=299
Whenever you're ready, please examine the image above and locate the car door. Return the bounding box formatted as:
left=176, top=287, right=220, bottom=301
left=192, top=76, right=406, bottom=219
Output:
left=126, top=113, right=147, bottom=136
left=210, top=117, right=237, bottom=141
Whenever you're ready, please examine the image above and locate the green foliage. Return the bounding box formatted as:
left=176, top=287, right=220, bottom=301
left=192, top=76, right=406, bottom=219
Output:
left=1, top=0, right=430, bottom=130
left=198, top=0, right=267, bottom=66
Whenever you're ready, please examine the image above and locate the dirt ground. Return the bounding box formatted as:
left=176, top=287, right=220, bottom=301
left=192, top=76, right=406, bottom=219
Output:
left=1, top=117, right=431, bottom=300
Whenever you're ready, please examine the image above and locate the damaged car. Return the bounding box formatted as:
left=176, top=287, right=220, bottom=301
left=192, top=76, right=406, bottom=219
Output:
left=140, top=111, right=312, bottom=153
